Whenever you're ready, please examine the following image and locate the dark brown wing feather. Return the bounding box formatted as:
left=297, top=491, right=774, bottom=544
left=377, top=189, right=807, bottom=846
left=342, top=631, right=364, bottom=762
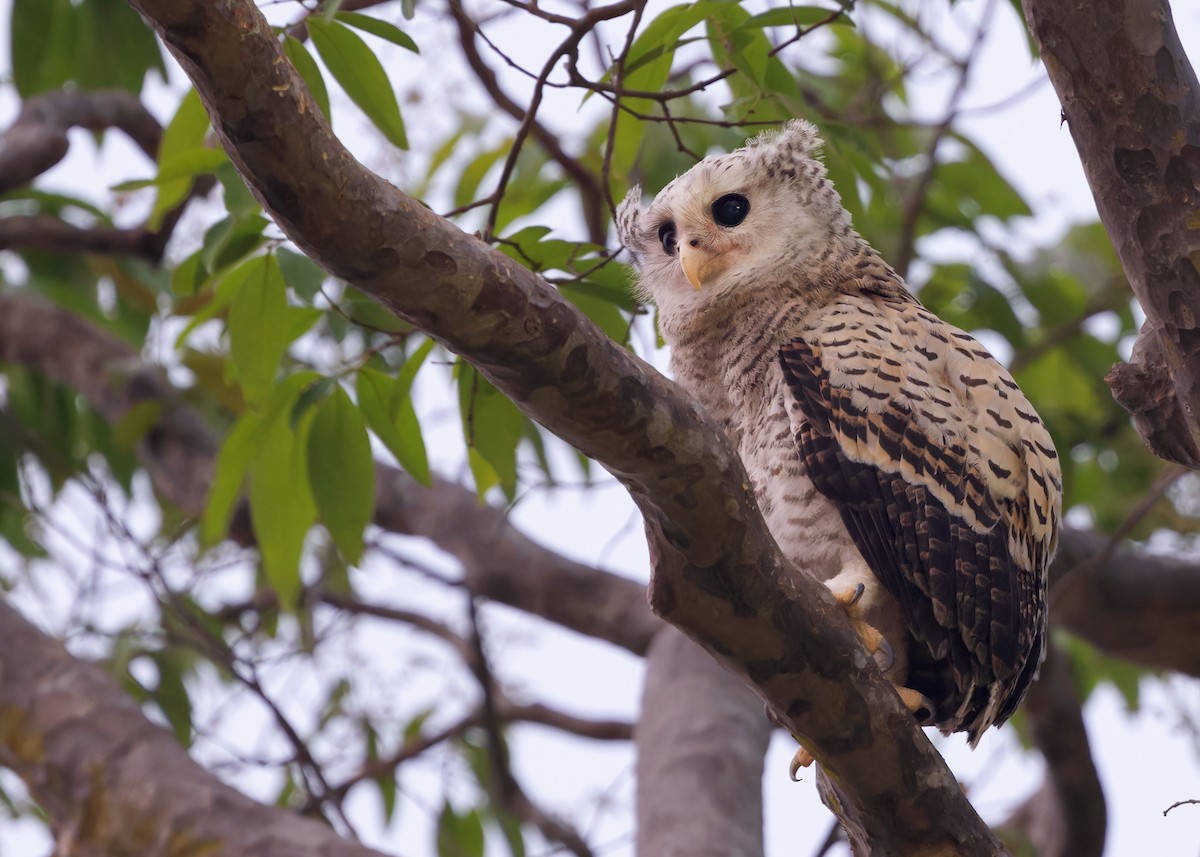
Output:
left=780, top=336, right=1044, bottom=742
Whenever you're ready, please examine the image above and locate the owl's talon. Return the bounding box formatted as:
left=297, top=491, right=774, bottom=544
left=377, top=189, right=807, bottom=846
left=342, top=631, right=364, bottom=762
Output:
left=876, top=635, right=895, bottom=672
left=789, top=746, right=815, bottom=780
left=831, top=583, right=893, bottom=672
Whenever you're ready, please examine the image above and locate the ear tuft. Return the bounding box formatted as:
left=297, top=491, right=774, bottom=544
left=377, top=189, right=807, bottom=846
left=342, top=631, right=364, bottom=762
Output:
left=616, top=185, right=644, bottom=253
left=748, top=119, right=823, bottom=160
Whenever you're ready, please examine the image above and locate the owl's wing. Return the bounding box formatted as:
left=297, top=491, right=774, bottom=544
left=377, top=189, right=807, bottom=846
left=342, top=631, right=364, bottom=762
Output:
left=778, top=296, right=1059, bottom=742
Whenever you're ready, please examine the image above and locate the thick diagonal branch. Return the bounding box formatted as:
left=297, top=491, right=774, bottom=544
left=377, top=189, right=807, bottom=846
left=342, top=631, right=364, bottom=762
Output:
left=3, top=292, right=1199, bottom=676
left=121, top=2, right=1000, bottom=850
left=1022, top=0, right=1200, bottom=467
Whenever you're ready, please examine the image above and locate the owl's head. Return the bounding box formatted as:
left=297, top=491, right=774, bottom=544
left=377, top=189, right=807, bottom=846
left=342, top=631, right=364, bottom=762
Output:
left=617, top=120, right=854, bottom=318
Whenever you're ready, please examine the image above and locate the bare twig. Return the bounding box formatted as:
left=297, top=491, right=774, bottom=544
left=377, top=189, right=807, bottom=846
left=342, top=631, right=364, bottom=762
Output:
left=893, top=0, right=998, bottom=279
left=1164, top=799, right=1200, bottom=817
left=466, top=597, right=597, bottom=857
left=448, top=0, right=609, bottom=243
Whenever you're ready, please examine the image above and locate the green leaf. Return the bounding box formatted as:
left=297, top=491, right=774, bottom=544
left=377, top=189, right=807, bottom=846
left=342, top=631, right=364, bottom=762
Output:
left=174, top=252, right=267, bottom=349
left=560, top=285, right=629, bottom=344
left=0, top=188, right=108, bottom=220
left=11, top=0, right=74, bottom=97
left=393, top=337, right=435, bottom=408
left=201, top=214, right=270, bottom=277
left=283, top=35, right=332, bottom=121
left=454, top=143, right=509, bottom=208
left=72, top=0, right=165, bottom=93
left=336, top=12, right=420, bottom=52
left=735, top=6, right=852, bottom=30
left=359, top=719, right=399, bottom=821
left=307, top=19, right=409, bottom=149
left=357, top=366, right=430, bottom=486
left=216, top=162, right=260, bottom=218
left=306, top=386, right=375, bottom=564
left=625, top=2, right=726, bottom=89
left=437, top=803, right=486, bottom=857
left=1059, top=633, right=1144, bottom=711
left=248, top=376, right=320, bottom=605
left=201, top=412, right=262, bottom=547
left=227, top=254, right=293, bottom=404
left=291, top=376, right=338, bottom=430
left=495, top=812, right=526, bottom=857
left=112, top=401, right=163, bottom=450
left=278, top=248, right=328, bottom=302
left=150, top=90, right=212, bottom=228
left=149, top=651, right=193, bottom=746
left=458, top=364, right=524, bottom=500
left=113, top=149, right=230, bottom=192
left=1014, top=349, right=1102, bottom=425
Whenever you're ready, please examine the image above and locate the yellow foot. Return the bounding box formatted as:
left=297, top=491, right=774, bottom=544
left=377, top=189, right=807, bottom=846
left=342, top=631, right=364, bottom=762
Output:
left=832, top=583, right=895, bottom=671
left=896, top=686, right=936, bottom=723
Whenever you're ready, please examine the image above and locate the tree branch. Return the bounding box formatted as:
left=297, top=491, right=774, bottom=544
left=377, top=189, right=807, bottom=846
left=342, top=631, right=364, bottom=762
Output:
left=447, top=0, right=609, bottom=244
left=1022, top=0, right=1200, bottom=467
left=1052, top=527, right=1200, bottom=675
left=4, top=291, right=1200, bottom=683
left=0, top=598, right=389, bottom=857
left=636, top=628, right=770, bottom=857
left=996, top=643, right=1106, bottom=857
left=0, top=213, right=160, bottom=257
left=120, top=1, right=1002, bottom=849
left=0, top=89, right=161, bottom=194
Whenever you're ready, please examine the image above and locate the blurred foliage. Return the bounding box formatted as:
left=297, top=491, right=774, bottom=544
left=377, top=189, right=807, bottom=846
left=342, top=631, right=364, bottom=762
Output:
left=0, top=0, right=1189, bottom=848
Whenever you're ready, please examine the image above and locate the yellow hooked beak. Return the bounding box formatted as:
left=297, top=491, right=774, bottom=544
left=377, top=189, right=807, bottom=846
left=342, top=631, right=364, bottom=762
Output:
left=678, top=242, right=708, bottom=290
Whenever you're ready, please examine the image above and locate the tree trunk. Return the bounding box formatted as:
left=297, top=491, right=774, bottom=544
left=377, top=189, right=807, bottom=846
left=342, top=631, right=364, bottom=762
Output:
left=1023, top=0, right=1200, bottom=468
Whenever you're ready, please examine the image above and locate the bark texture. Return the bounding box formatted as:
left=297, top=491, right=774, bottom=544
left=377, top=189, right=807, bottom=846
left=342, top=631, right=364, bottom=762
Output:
left=1023, top=0, right=1200, bottom=467
left=636, top=629, right=770, bottom=857
left=121, top=0, right=1004, bottom=852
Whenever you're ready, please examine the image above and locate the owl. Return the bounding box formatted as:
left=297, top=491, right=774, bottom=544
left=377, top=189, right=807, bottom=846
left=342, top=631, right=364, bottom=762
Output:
left=617, top=121, right=1062, bottom=772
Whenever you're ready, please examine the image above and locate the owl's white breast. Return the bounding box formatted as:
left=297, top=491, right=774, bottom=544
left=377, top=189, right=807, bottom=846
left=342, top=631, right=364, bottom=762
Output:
left=664, top=301, right=856, bottom=583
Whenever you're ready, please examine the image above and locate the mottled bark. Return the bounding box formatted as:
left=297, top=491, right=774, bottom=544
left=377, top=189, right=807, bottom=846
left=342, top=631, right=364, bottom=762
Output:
left=636, top=629, right=770, bottom=857
left=0, top=599, right=387, bottom=857
left=120, top=1, right=1002, bottom=851
left=1022, top=0, right=1200, bottom=467
left=1106, top=325, right=1200, bottom=467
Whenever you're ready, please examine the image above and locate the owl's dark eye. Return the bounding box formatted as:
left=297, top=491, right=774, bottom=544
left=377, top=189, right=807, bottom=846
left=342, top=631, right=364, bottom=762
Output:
left=658, top=222, right=677, bottom=256
left=712, top=193, right=750, bottom=227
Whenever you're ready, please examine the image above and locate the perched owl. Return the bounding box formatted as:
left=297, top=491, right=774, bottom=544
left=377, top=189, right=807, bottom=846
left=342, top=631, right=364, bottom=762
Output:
left=617, top=121, right=1062, bottom=770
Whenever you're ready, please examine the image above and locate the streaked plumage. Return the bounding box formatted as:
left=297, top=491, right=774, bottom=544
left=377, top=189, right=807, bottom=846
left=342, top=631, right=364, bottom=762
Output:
left=617, top=120, right=1061, bottom=744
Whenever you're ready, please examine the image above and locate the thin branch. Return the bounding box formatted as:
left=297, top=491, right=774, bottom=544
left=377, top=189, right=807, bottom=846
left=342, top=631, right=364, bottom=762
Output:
left=1164, top=799, right=1200, bottom=817
left=448, top=0, right=609, bottom=243
left=893, top=0, right=997, bottom=279
left=467, top=596, right=597, bottom=857
left=0, top=214, right=160, bottom=257
left=997, top=642, right=1105, bottom=857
